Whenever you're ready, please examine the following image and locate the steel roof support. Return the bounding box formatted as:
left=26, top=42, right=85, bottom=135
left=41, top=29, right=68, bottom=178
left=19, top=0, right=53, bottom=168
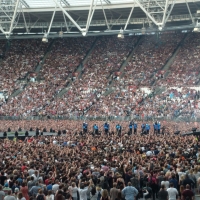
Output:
left=21, top=5, right=29, bottom=33
left=185, top=0, right=194, bottom=24
left=29, top=18, right=39, bottom=32
left=124, top=6, right=134, bottom=30
left=20, top=0, right=29, bottom=8
left=0, top=25, right=5, bottom=34
left=63, top=12, right=69, bottom=32
left=52, top=0, right=82, bottom=32
left=110, top=14, right=122, bottom=29
left=87, top=1, right=97, bottom=32
left=100, top=0, right=110, bottom=30
left=60, top=0, right=70, bottom=6
left=104, top=0, right=111, bottom=3
left=8, top=0, right=20, bottom=36
left=134, top=0, right=158, bottom=25
left=164, top=0, right=175, bottom=24
left=86, top=0, right=95, bottom=33
left=161, top=0, right=169, bottom=27
left=47, top=7, right=56, bottom=35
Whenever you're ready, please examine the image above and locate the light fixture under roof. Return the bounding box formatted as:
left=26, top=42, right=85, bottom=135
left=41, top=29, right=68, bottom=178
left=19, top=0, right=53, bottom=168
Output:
left=117, top=28, right=124, bottom=38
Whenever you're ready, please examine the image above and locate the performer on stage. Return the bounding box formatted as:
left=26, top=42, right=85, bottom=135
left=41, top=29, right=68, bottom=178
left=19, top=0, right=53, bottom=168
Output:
left=116, top=124, right=122, bottom=136
left=104, top=122, right=109, bottom=134
left=83, top=122, right=88, bottom=134
left=141, top=123, right=146, bottom=134
left=157, top=122, right=161, bottom=134
left=153, top=121, right=158, bottom=134
left=93, top=124, right=98, bottom=135
left=133, top=122, right=137, bottom=134
left=145, top=123, right=150, bottom=134
left=129, top=121, right=133, bottom=135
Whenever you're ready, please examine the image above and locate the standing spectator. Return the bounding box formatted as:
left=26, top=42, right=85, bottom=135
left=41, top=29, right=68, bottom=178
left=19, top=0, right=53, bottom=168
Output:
left=17, top=192, right=26, bottom=200
left=78, top=180, right=88, bottom=200
left=0, top=185, right=5, bottom=200
left=36, top=189, right=46, bottom=200
left=100, top=189, right=110, bottom=200
left=20, top=182, right=29, bottom=200
left=110, top=183, right=120, bottom=200
left=122, top=182, right=138, bottom=200
left=183, top=174, right=195, bottom=189
left=181, top=184, right=194, bottom=200
left=52, top=180, right=59, bottom=194
left=167, top=183, right=178, bottom=200
left=4, top=190, right=16, bottom=200
left=157, top=185, right=168, bottom=200
left=169, top=174, right=178, bottom=189
left=68, top=182, right=78, bottom=200
left=0, top=172, right=7, bottom=186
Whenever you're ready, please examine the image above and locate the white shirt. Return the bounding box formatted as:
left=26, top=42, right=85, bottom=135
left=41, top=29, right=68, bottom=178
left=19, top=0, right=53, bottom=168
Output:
left=167, top=187, right=178, bottom=200
left=146, top=151, right=153, bottom=156
left=161, top=181, right=169, bottom=189
left=78, top=188, right=88, bottom=200
left=52, top=184, right=59, bottom=193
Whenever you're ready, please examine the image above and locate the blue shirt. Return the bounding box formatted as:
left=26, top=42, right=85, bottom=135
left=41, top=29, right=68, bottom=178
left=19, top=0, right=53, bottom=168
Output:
left=146, top=124, right=150, bottom=131
left=46, top=184, right=52, bottom=191
left=129, top=124, right=133, bottom=129
left=169, top=178, right=178, bottom=189
left=158, top=123, right=161, bottom=129
left=116, top=125, right=121, bottom=130
left=104, top=124, right=109, bottom=130
left=83, top=123, right=88, bottom=129
left=93, top=125, right=98, bottom=130
left=154, top=124, right=158, bottom=130
left=134, top=124, right=137, bottom=129
left=122, top=186, right=138, bottom=200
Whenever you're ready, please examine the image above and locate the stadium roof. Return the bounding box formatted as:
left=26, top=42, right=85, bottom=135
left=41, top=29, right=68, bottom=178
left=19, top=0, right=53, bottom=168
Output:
left=1, top=0, right=200, bottom=39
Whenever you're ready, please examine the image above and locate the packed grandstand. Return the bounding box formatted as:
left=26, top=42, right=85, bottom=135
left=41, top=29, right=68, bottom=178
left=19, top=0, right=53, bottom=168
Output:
left=0, top=31, right=200, bottom=200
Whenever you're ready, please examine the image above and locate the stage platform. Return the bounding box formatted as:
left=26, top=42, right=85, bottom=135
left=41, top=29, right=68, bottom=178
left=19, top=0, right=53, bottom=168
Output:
left=0, top=131, right=58, bottom=140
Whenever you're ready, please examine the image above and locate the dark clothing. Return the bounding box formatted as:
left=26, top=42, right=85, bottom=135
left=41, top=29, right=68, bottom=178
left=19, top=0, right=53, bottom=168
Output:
left=169, top=178, right=178, bottom=189
left=0, top=176, right=7, bottom=186
left=158, top=189, right=168, bottom=200
left=183, top=178, right=195, bottom=188
left=182, top=189, right=194, bottom=200
left=130, top=177, right=140, bottom=189
left=125, top=173, right=132, bottom=185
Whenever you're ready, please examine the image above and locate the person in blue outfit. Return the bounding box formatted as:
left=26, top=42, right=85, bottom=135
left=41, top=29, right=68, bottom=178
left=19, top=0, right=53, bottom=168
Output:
left=157, top=122, right=161, bottom=134
left=83, top=122, right=88, bottom=134
left=116, top=123, right=122, bottom=136
left=122, top=182, right=138, bottom=200
left=129, top=121, right=133, bottom=135
left=141, top=123, right=146, bottom=134
left=145, top=123, right=150, bottom=134
left=104, top=122, right=109, bottom=134
left=93, top=124, right=98, bottom=135
left=153, top=122, right=158, bottom=134
left=133, top=122, right=137, bottom=134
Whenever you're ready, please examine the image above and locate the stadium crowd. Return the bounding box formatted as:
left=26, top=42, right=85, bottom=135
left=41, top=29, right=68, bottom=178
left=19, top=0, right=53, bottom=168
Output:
left=0, top=33, right=200, bottom=119
left=0, top=120, right=199, bottom=200
left=0, top=39, right=49, bottom=96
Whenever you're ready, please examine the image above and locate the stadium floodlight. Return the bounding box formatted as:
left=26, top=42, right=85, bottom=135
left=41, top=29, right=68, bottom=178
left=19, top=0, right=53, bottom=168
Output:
left=193, top=20, right=200, bottom=32
left=59, top=31, right=63, bottom=37
left=42, top=32, right=48, bottom=43
left=82, top=31, right=87, bottom=36
left=117, top=28, right=124, bottom=38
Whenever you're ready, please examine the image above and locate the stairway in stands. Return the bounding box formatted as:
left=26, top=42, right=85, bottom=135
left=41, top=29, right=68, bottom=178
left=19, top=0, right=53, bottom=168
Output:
left=56, top=37, right=98, bottom=98
left=103, top=36, right=143, bottom=97
left=152, top=33, right=189, bottom=88
left=6, top=39, right=55, bottom=100
left=151, top=33, right=189, bottom=98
